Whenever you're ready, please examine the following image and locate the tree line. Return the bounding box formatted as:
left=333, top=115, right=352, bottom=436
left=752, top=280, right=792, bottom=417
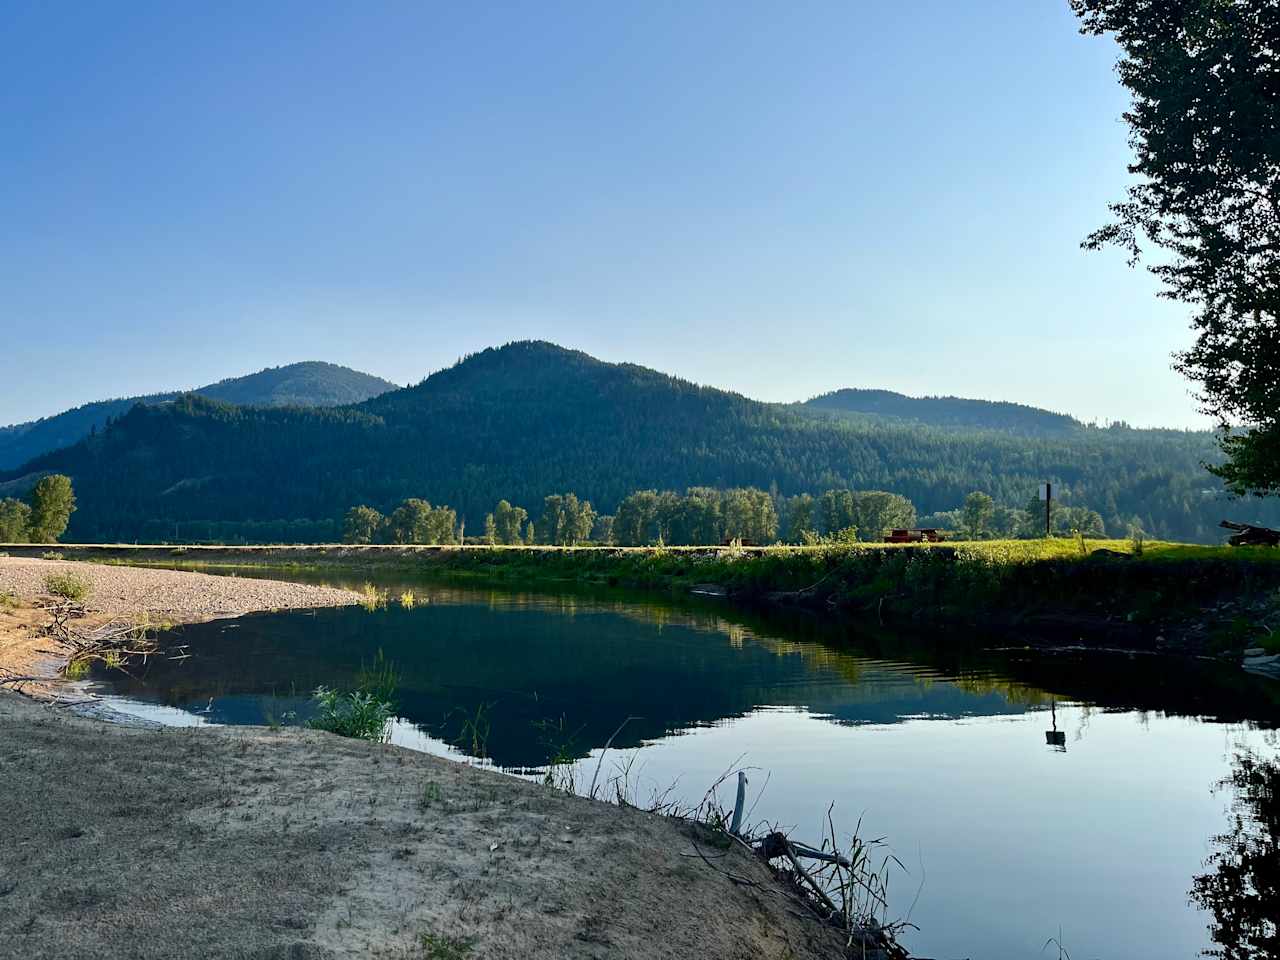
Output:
left=20, top=342, right=1280, bottom=545
left=0, top=475, right=77, bottom=543
left=342, top=484, right=1115, bottom=547
left=343, top=493, right=599, bottom=547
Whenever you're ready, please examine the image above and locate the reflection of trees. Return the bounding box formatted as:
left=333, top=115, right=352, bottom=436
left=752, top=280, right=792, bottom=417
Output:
left=1191, top=748, right=1279, bottom=959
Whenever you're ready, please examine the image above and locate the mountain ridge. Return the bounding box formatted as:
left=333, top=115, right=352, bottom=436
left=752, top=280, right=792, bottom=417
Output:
left=3, top=341, right=1266, bottom=544
left=0, top=361, right=397, bottom=470
left=801, top=388, right=1081, bottom=436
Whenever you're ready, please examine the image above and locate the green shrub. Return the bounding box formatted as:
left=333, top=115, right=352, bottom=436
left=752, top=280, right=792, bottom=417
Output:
left=44, top=571, right=90, bottom=603
left=306, top=652, right=399, bottom=743
left=64, top=659, right=90, bottom=680
left=307, top=687, right=395, bottom=742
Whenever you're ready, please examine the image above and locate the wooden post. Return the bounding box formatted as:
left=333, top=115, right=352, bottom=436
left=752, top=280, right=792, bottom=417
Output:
left=729, top=771, right=748, bottom=836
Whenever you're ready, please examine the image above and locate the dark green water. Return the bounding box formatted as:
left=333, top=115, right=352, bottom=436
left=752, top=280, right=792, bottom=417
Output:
left=90, top=574, right=1280, bottom=960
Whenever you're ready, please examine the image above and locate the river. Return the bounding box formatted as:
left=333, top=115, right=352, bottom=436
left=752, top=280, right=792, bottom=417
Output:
left=87, top=573, right=1280, bottom=960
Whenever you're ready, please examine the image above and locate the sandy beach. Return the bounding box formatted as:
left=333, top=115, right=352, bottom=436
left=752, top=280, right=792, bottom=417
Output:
left=0, top=559, right=856, bottom=960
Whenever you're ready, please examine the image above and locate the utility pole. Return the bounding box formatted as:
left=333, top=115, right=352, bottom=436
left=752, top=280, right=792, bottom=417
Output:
left=1039, top=482, right=1052, bottom=538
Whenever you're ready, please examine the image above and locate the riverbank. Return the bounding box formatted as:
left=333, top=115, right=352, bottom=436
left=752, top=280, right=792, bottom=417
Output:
left=0, top=691, right=856, bottom=960
left=9, top=540, right=1280, bottom=662
left=0, top=557, right=363, bottom=696
left=0, top=560, right=889, bottom=959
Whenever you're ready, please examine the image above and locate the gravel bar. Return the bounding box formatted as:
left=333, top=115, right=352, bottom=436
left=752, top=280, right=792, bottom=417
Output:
left=0, top=556, right=362, bottom=620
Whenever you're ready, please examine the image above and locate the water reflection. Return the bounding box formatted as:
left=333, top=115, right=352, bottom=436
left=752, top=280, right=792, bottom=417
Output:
left=93, top=598, right=1054, bottom=769
left=91, top=581, right=1280, bottom=770
left=85, top=578, right=1280, bottom=960
left=1191, top=741, right=1280, bottom=959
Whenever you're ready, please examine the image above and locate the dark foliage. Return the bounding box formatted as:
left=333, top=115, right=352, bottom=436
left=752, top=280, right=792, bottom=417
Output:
left=1191, top=749, right=1280, bottom=959
left=802, top=388, right=1080, bottom=435
left=6, top=342, right=1278, bottom=543
left=0, top=361, right=396, bottom=469
left=1072, top=0, right=1280, bottom=494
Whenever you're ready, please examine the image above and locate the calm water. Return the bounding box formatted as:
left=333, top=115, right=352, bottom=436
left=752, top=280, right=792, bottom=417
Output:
left=90, top=575, right=1280, bottom=960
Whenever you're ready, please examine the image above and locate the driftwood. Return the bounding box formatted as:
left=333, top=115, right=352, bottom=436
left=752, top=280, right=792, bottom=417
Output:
left=0, top=601, right=173, bottom=691
left=1221, top=520, right=1280, bottom=547
left=748, top=828, right=909, bottom=959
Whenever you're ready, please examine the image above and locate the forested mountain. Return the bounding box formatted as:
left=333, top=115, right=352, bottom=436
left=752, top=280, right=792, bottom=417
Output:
left=0, top=362, right=397, bottom=469
left=189, top=362, right=397, bottom=408
left=802, top=388, right=1081, bottom=435
left=3, top=341, right=1274, bottom=544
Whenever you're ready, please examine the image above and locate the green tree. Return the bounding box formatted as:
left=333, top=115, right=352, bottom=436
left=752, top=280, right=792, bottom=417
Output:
left=991, top=505, right=1029, bottom=539
left=0, top=498, right=32, bottom=543
left=1073, top=1, right=1280, bottom=495
left=722, top=487, right=777, bottom=543
left=385, top=499, right=456, bottom=544
left=537, top=495, right=566, bottom=545
left=852, top=491, right=915, bottom=540
left=961, top=491, right=995, bottom=540
left=426, top=505, right=457, bottom=544
left=28, top=475, right=76, bottom=543
left=819, top=489, right=856, bottom=535
left=386, top=499, right=432, bottom=544
left=673, top=487, right=723, bottom=545
left=537, top=493, right=594, bottom=545
left=492, top=500, right=528, bottom=545
left=1023, top=496, right=1052, bottom=538
left=784, top=494, right=816, bottom=543
left=1056, top=505, right=1107, bottom=539
left=615, top=490, right=663, bottom=546
left=568, top=498, right=595, bottom=545
left=592, top=514, right=615, bottom=545
left=342, top=505, right=384, bottom=544
left=483, top=513, right=497, bottom=545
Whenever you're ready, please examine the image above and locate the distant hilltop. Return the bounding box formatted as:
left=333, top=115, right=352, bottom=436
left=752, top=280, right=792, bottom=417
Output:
left=3, top=339, right=1269, bottom=545
left=0, top=362, right=398, bottom=469
left=802, top=388, right=1081, bottom=436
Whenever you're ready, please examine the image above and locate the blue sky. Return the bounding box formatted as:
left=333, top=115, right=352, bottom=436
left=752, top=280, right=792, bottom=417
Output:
left=0, top=1, right=1202, bottom=427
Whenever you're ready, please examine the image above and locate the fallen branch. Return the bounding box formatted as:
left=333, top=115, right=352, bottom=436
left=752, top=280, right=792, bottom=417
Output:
left=35, top=602, right=170, bottom=685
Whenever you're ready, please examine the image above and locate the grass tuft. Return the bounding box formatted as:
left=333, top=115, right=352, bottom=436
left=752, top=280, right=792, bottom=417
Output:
left=307, top=687, right=395, bottom=742
left=44, top=571, right=90, bottom=603
left=306, top=649, right=399, bottom=743
left=418, top=929, right=473, bottom=959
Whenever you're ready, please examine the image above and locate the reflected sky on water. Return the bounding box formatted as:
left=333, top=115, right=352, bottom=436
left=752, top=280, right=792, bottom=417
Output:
left=89, top=578, right=1280, bottom=960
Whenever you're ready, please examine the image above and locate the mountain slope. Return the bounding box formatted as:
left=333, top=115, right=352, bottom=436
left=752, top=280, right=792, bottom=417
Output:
left=0, top=362, right=397, bottom=469
left=3, top=341, right=1268, bottom=544
left=802, top=388, right=1081, bottom=436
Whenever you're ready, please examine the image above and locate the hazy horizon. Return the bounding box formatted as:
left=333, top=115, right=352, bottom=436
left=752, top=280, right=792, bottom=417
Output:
left=1, top=2, right=1207, bottom=429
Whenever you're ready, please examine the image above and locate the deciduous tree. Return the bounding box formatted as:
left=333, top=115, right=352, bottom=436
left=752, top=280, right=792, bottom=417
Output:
left=342, top=505, right=384, bottom=544
left=962, top=491, right=995, bottom=540
left=0, top=498, right=31, bottom=543
left=29, top=474, right=75, bottom=543
left=1073, top=0, right=1280, bottom=494
left=492, top=500, right=529, bottom=545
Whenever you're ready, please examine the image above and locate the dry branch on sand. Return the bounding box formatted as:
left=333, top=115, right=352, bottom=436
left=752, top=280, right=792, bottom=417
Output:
left=0, top=600, right=180, bottom=692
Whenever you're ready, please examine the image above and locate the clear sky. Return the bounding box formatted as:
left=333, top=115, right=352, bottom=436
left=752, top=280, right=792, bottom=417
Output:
left=0, top=1, right=1205, bottom=428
